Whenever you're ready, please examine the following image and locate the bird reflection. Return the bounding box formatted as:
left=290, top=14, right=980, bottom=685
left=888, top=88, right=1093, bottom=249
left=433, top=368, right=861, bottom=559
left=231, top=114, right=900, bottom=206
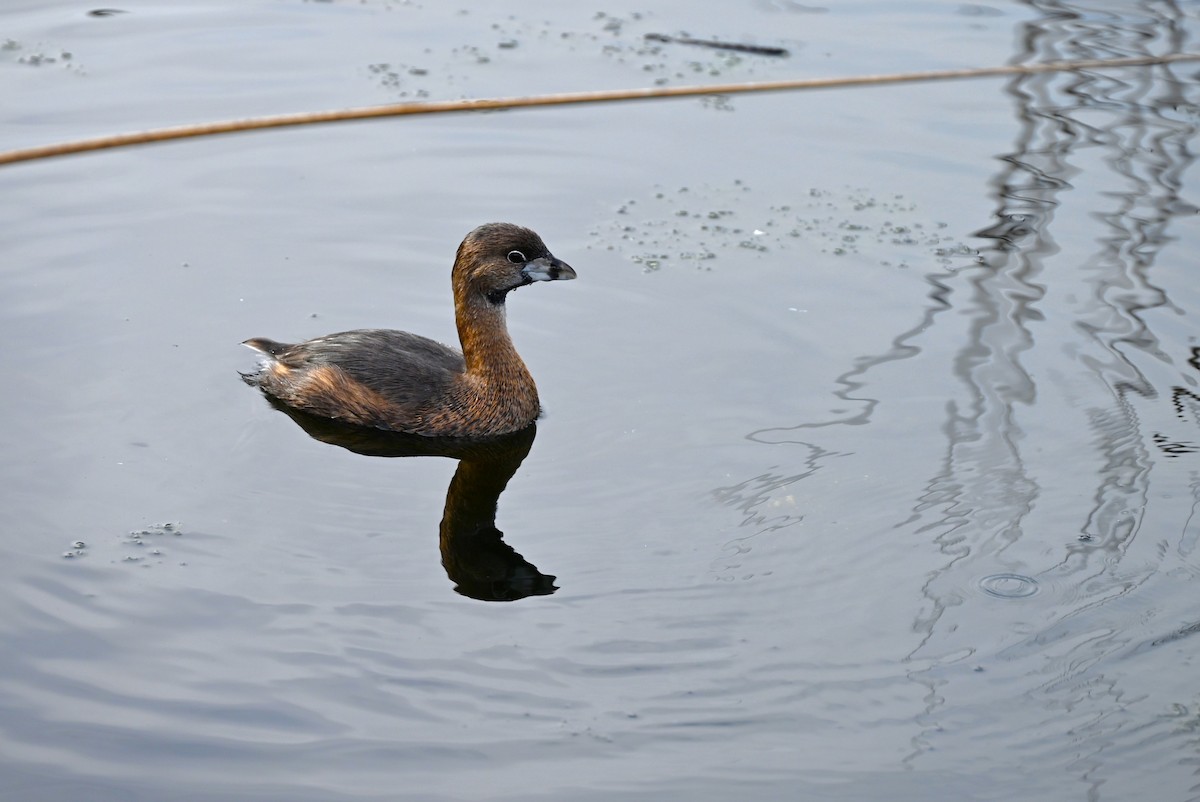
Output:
left=264, top=398, right=557, bottom=601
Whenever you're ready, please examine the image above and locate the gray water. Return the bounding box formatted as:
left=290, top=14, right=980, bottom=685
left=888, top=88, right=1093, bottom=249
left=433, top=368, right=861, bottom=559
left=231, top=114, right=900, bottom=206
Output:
left=3, top=1, right=1200, bottom=800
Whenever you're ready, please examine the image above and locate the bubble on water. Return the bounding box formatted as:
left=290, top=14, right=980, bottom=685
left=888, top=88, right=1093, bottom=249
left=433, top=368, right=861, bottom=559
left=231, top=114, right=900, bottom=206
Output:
left=594, top=181, right=979, bottom=272
left=979, top=573, right=1039, bottom=599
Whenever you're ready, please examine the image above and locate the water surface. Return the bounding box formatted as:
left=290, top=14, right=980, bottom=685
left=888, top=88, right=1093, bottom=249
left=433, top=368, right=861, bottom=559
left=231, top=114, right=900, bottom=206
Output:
left=2, top=1, right=1200, bottom=800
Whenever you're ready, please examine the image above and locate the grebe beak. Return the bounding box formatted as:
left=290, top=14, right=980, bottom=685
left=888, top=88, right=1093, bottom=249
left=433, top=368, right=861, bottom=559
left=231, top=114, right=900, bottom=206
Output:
left=522, top=254, right=576, bottom=282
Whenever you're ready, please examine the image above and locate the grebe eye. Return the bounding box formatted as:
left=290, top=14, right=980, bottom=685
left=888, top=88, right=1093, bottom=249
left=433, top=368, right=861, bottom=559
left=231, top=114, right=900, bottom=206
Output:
left=507, top=250, right=527, bottom=264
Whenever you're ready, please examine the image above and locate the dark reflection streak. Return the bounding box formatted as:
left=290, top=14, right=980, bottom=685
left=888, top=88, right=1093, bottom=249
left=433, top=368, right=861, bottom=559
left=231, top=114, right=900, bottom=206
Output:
left=746, top=308, right=934, bottom=442
left=1051, top=21, right=1195, bottom=572
left=713, top=443, right=844, bottom=539
left=1180, top=475, right=1200, bottom=558
left=904, top=0, right=1200, bottom=784
left=905, top=49, right=1064, bottom=653
left=733, top=3, right=1197, bottom=778
left=262, top=399, right=556, bottom=601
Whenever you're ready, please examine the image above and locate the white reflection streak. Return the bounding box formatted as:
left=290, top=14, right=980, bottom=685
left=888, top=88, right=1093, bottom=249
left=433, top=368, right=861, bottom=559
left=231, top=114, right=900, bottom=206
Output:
left=903, top=1, right=1200, bottom=793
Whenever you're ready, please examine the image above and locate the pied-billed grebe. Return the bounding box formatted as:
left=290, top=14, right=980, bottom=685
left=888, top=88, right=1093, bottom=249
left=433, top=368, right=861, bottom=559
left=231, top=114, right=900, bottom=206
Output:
left=242, top=222, right=576, bottom=438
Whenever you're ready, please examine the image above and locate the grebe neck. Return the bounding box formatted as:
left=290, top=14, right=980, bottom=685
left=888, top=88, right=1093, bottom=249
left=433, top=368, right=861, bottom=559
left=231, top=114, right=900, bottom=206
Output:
left=455, top=295, right=534, bottom=387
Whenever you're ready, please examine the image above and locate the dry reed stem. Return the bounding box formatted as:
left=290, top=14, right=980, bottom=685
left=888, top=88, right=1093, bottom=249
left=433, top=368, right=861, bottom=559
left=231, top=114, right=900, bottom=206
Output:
left=1, top=53, right=1196, bottom=167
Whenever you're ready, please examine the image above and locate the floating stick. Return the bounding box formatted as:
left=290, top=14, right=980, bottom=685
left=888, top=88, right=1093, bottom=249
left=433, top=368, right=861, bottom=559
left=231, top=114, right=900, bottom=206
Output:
left=1, top=53, right=1196, bottom=167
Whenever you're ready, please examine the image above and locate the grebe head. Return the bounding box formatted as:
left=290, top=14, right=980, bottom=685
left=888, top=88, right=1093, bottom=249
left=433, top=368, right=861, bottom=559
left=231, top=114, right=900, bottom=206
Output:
left=453, top=222, right=576, bottom=306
